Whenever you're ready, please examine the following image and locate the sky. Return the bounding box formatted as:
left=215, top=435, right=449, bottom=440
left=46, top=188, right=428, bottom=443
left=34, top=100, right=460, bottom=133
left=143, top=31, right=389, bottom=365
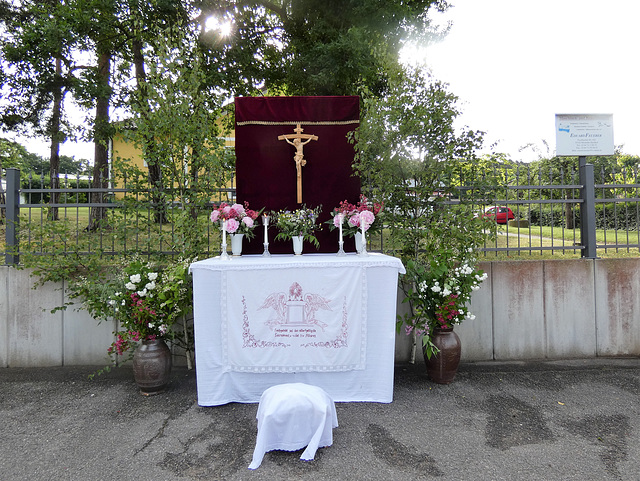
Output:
left=403, top=0, right=640, bottom=161
left=10, top=0, right=640, bottom=163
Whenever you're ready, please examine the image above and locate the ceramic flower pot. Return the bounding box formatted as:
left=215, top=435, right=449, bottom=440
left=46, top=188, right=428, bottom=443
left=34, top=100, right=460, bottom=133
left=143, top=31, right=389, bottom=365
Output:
left=423, top=326, right=461, bottom=384
left=230, top=233, right=244, bottom=256
left=132, top=339, right=172, bottom=395
left=292, top=235, right=304, bottom=255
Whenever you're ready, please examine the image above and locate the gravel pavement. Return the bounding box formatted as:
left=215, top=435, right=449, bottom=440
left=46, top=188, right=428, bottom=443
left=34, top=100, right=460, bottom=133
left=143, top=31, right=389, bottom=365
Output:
left=1, top=358, right=639, bottom=480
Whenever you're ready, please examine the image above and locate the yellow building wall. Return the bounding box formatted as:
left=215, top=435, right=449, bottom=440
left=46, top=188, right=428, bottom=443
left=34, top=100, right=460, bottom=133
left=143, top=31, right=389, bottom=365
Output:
left=110, top=126, right=236, bottom=199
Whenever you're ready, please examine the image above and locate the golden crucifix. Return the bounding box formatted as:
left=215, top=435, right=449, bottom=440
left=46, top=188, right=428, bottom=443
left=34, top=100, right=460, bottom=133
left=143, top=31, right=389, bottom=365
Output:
left=278, top=124, right=318, bottom=203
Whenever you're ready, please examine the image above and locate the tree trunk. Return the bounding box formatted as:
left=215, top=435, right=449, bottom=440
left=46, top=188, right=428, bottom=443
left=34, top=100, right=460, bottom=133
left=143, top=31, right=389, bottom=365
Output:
left=565, top=199, right=574, bottom=229
left=48, top=56, right=63, bottom=221
left=0, top=159, right=5, bottom=224
left=87, top=51, right=111, bottom=231
left=132, top=37, right=166, bottom=224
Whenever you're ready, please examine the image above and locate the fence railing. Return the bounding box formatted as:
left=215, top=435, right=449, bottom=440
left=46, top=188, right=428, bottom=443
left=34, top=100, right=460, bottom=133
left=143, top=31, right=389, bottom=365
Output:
left=3, top=159, right=640, bottom=265
left=1, top=167, right=235, bottom=265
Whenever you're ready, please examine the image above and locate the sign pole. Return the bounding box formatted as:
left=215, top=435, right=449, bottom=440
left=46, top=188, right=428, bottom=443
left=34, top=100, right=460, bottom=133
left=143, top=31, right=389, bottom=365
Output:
left=578, top=156, right=597, bottom=258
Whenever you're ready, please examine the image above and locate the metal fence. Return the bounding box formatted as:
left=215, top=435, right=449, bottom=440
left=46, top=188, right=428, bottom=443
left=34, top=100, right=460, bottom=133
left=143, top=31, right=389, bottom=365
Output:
left=3, top=159, right=640, bottom=265
left=1, top=167, right=235, bottom=265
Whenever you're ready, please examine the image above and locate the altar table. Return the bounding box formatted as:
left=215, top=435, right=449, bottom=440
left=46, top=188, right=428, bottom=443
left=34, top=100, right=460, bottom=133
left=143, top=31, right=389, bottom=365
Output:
left=189, top=253, right=405, bottom=406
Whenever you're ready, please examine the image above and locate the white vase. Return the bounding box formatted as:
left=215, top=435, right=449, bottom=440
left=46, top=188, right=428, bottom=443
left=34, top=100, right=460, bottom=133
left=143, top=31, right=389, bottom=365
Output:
left=354, top=232, right=364, bottom=254
left=230, top=233, right=244, bottom=256
left=292, top=235, right=304, bottom=255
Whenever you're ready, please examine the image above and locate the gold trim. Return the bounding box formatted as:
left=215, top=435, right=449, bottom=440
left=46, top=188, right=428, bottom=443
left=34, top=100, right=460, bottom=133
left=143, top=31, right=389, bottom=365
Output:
left=236, top=120, right=359, bottom=126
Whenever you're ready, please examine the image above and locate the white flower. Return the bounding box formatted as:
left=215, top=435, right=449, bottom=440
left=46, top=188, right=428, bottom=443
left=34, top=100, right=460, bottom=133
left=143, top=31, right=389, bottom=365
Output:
left=431, top=285, right=441, bottom=293
left=108, top=299, right=116, bottom=306
left=125, top=282, right=136, bottom=290
left=121, top=300, right=126, bottom=306
left=467, top=247, right=473, bottom=253
left=148, top=272, right=158, bottom=281
left=129, top=274, right=141, bottom=284
left=471, top=285, right=480, bottom=291
left=442, top=287, right=451, bottom=296
left=148, top=323, right=155, bottom=329
left=137, top=288, right=148, bottom=297
left=145, top=281, right=156, bottom=290
left=115, top=292, right=121, bottom=297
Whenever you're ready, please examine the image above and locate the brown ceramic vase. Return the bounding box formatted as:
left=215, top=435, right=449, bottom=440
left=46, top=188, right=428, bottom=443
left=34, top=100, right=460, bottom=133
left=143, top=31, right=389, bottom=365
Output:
left=132, top=339, right=172, bottom=395
left=424, top=327, right=461, bottom=384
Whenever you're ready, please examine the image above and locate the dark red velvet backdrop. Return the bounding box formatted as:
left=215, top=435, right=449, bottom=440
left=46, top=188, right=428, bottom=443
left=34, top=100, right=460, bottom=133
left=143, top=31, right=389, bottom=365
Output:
left=235, top=96, right=361, bottom=254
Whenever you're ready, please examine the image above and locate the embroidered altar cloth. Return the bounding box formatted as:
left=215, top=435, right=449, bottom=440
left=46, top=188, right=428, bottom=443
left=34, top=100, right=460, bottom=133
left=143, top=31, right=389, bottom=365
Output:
left=189, top=253, right=405, bottom=405
left=225, top=264, right=365, bottom=373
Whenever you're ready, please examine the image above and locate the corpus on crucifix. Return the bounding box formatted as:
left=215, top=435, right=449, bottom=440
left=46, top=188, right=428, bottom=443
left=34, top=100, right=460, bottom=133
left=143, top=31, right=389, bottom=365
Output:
left=278, top=124, right=319, bottom=203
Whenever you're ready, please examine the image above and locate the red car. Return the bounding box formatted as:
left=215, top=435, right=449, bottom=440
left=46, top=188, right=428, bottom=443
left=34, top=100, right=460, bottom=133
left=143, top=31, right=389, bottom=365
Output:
left=483, top=206, right=514, bottom=224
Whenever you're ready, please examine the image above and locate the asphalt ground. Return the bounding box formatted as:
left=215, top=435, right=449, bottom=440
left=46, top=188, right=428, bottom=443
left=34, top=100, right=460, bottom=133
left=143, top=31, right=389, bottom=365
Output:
left=1, top=358, right=640, bottom=481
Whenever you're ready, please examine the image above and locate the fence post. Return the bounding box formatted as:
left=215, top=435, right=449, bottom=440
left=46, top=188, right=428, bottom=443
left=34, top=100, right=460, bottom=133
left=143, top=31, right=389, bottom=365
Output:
left=578, top=157, right=597, bottom=258
left=5, top=168, right=20, bottom=265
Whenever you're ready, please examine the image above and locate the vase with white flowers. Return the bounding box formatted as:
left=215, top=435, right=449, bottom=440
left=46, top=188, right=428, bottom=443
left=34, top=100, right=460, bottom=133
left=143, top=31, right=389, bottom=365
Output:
left=82, top=258, right=194, bottom=394
left=273, top=205, right=322, bottom=254
left=400, top=245, right=487, bottom=384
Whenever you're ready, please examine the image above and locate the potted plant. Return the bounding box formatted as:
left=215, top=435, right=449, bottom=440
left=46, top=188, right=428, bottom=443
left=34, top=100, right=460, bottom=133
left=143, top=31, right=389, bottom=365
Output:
left=83, top=257, right=194, bottom=394
left=210, top=202, right=261, bottom=255
left=400, top=244, right=487, bottom=384
left=273, top=205, right=322, bottom=254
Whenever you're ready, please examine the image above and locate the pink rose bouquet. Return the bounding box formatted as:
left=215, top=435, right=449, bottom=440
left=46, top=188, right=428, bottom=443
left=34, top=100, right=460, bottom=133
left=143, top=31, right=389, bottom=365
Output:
left=326, top=195, right=383, bottom=236
left=210, top=201, right=262, bottom=239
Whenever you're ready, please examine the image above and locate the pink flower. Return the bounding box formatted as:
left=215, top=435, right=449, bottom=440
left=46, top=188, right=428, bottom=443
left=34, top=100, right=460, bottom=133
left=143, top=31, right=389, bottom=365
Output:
left=210, top=210, right=219, bottom=222
left=226, top=218, right=239, bottom=233
left=232, top=203, right=245, bottom=216
left=333, top=214, right=344, bottom=228
left=242, top=216, right=254, bottom=228
left=222, top=205, right=232, bottom=215
left=348, top=214, right=360, bottom=228
left=359, top=210, right=375, bottom=231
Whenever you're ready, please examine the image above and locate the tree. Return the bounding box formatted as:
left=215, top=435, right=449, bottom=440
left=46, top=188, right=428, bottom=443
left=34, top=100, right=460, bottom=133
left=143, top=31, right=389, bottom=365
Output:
left=194, top=0, right=448, bottom=96
left=113, top=21, right=233, bottom=256
left=0, top=0, right=83, bottom=220
left=352, top=66, right=487, bottom=361
left=353, top=66, right=485, bottom=261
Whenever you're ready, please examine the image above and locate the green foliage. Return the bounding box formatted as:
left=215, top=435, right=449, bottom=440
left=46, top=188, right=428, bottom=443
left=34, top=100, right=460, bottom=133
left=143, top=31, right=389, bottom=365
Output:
left=352, top=66, right=489, bottom=355
left=196, top=0, right=447, bottom=96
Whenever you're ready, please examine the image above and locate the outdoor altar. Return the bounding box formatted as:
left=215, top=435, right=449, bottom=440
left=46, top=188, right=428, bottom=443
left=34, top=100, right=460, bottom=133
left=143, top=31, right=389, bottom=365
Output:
left=189, top=253, right=404, bottom=406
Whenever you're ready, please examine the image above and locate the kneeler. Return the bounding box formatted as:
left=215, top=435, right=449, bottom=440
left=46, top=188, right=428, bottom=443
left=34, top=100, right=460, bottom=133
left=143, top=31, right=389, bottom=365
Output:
left=248, top=383, right=338, bottom=469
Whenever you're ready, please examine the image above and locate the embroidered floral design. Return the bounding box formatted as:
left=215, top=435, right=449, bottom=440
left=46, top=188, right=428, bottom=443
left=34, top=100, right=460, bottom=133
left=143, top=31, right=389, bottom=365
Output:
left=241, top=297, right=289, bottom=348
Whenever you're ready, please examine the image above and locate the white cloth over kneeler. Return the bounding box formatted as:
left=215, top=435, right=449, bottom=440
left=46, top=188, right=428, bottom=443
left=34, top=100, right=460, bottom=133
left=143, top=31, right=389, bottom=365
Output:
left=248, top=383, right=338, bottom=469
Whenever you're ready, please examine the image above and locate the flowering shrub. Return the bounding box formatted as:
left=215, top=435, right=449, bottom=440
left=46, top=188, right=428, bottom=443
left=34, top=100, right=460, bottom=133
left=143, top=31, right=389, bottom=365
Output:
left=327, top=195, right=384, bottom=237
left=273, top=205, right=322, bottom=248
left=210, top=201, right=261, bottom=239
left=79, top=258, right=194, bottom=365
left=400, top=247, right=487, bottom=359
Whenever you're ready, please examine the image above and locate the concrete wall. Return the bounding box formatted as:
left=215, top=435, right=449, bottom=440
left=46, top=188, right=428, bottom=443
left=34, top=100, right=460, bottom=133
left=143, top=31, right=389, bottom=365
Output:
left=397, top=258, right=640, bottom=365
left=3, top=259, right=640, bottom=367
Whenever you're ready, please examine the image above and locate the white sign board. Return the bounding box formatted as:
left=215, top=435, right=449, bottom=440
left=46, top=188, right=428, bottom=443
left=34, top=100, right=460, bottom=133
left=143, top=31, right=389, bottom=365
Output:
left=555, top=114, right=614, bottom=156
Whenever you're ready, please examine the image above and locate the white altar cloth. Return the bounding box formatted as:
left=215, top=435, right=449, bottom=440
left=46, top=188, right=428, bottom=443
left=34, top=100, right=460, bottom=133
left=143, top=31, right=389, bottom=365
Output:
left=190, top=253, right=405, bottom=405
